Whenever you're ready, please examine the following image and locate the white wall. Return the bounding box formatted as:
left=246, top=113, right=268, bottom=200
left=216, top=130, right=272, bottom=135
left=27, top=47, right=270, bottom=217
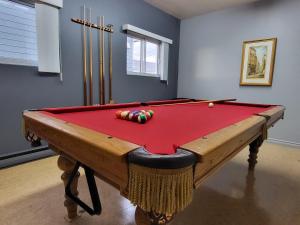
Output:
left=178, top=0, right=300, bottom=146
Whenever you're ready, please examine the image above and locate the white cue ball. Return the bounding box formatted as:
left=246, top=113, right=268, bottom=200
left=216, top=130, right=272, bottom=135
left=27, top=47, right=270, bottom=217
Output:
left=208, top=102, right=214, bottom=108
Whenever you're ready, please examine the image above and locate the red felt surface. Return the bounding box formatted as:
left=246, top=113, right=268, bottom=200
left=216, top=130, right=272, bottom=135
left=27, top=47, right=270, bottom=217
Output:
left=42, top=102, right=273, bottom=155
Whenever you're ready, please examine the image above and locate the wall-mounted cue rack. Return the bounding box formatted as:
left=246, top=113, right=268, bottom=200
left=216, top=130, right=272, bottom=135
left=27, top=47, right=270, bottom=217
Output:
left=71, top=18, right=114, bottom=33
left=71, top=6, right=114, bottom=106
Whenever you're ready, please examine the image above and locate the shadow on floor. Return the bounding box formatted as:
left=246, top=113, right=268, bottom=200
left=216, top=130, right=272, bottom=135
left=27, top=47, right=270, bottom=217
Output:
left=0, top=160, right=299, bottom=225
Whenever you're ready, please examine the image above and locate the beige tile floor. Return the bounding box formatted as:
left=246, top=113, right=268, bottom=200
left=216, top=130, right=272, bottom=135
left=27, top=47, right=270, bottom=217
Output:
left=0, top=142, right=299, bottom=225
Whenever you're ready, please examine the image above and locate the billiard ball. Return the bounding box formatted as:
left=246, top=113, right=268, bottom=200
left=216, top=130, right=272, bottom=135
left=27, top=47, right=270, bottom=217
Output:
left=208, top=102, right=214, bottom=108
left=121, top=110, right=130, bottom=119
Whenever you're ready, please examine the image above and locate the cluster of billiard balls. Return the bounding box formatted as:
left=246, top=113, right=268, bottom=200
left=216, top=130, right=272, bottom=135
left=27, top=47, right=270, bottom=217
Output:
left=116, top=109, right=154, bottom=124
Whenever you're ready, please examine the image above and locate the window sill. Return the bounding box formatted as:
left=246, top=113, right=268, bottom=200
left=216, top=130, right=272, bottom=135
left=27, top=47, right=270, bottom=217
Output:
left=0, top=62, right=38, bottom=68
left=127, top=72, right=160, bottom=78
left=0, top=58, right=38, bottom=68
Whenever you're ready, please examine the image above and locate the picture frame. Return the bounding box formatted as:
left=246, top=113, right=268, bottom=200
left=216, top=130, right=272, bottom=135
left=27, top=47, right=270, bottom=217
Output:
left=240, top=38, right=277, bottom=86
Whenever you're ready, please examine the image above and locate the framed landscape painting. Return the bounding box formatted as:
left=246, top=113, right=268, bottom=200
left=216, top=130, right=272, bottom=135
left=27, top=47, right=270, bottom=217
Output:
left=240, top=38, right=277, bottom=86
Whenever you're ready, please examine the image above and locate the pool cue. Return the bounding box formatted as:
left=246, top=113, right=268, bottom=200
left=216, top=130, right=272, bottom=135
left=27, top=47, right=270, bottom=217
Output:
left=88, top=8, right=93, bottom=105
left=82, top=5, right=88, bottom=106
left=101, top=16, right=105, bottom=105
left=99, top=16, right=105, bottom=105
left=200, top=98, right=237, bottom=103
left=151, top=99, right=237, bottom=107
left=107, top=24, right=114, bottom=104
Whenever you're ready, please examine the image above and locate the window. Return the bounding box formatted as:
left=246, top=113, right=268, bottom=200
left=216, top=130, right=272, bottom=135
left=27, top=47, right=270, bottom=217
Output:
left=123, top=24, right=172, bottom=82
left=0, top=0, right=37, bottom=66
left=127, top=36, right=160, bottom=77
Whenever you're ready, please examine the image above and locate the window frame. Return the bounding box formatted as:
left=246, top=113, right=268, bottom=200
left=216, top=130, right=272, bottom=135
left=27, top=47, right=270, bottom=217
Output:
left=126, top=34, right=161, bottom=78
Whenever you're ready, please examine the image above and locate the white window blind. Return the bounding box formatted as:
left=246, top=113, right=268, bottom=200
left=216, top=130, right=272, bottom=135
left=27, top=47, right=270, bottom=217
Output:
left=35, top=2, right=61, bottom=73
left=0, top=0, right=37, bottom=66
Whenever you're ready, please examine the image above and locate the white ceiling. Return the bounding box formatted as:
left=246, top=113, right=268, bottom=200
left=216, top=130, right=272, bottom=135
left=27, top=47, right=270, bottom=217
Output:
left=144, top=0, right=259, bottom=19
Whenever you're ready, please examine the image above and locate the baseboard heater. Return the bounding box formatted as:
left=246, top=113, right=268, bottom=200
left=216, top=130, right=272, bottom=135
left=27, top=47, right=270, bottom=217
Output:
left=0, top=146, right=50, bottom=161
left=267, top=138, right=300, bottom=148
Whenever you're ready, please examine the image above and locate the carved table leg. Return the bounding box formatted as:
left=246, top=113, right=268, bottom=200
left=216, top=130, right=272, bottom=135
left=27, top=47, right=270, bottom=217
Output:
left=57, top=155, right=80, bottom=220
left=135, top=207, right=174, bottom=225
left=248, top=136, right=264, bottom=171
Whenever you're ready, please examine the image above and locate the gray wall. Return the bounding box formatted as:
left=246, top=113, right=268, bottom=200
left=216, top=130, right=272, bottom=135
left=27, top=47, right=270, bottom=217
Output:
left=0, top=0, right=180, bottom=157
left=178, top=0, right=300, bottom=146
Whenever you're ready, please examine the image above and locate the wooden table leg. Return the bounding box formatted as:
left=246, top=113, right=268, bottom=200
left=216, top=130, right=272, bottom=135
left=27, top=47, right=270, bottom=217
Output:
left=248, top=136, right=264, bottom=171
left=57, top=155, right=80, bottom=220
left=135, top=207, right=174, bottom=225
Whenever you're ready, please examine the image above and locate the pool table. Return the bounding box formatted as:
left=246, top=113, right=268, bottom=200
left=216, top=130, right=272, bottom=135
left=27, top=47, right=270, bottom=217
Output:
left=23, top=99, right=285, bottom=225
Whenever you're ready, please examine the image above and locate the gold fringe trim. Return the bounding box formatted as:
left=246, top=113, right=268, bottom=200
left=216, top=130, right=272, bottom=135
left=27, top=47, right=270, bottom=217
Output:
left=128, top=164, right=194, bottom=215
